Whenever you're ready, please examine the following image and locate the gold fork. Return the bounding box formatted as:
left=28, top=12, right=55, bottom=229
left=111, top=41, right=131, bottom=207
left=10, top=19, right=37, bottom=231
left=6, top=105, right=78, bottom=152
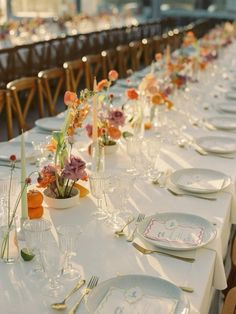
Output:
left=68, top=276, right=99, bottom=314
left=132, top=242, right=195, bottom=263
left=126, top=214, right=145, bottom=242
left=114, top=217, right=135, bottom=237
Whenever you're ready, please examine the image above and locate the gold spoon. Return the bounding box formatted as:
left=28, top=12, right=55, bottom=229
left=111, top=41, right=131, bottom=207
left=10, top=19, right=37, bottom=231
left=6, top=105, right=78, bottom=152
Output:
left=114, top=217, right=135, bottom=237
left=51, top=279, right=85, bottom=310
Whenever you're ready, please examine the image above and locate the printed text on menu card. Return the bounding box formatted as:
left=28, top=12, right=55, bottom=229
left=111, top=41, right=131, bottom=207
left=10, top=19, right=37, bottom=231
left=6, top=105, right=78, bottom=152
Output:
left=144, top=218, right=204, bottom=246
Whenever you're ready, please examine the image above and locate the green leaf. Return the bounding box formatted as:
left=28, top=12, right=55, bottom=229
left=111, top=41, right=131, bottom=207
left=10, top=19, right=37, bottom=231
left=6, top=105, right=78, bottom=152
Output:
left=122, top=131, right=133, bottom=139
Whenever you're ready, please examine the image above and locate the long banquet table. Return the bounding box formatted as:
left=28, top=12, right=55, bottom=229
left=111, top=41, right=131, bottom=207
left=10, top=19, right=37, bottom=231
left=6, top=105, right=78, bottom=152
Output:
left=2, top=40, right=236, bottom=314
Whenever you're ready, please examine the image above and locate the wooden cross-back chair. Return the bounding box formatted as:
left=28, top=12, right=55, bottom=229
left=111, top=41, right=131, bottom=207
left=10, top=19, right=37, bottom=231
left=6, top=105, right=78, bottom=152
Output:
left=129, top=41, right=144, bottom=71
left=38, top=67, right=65, bottom=116
left=82, top=54, right=107, bottom=90
left=7, top=77, right=43, bottom=132
left=101, top=49, right=118, bottom=77
left=223, top=231, right=236, bottom=298
left=221, top=287, right=236, bottom=314
left=0, top=90, right=13, bottom=140
left=13, top=44, right=32, bottom=78
left=116, top=44, right=132, bottom=78
left=63, top=59, right=86, bottom=93
left=153, top=34, right=170, bottom=55
left=0, top=48, right=15, bottom=89
left=142, top=38, right=154, bottom=66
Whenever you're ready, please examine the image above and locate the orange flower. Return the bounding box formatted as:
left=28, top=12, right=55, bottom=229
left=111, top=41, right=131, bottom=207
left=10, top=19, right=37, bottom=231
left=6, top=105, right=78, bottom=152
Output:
left=108, top=126, right=121, bottom=140
left=67, top=126, right=75, bottom=136
left=126, top=88, right=139, bottom=100
left=165, top=99, right=174, bottom=109
left=108, top=70, right=119, bottom=81
left=46, top=138, right=57, bottom=152
left=151, top=93, right=163, bottom=105
left=37, top=174, right=56, bottom=188
left=155, top=53, right=162, bottom=62
left=97, top=79, right=109, bottom=91
left=64, top=91, right=77, bottom=106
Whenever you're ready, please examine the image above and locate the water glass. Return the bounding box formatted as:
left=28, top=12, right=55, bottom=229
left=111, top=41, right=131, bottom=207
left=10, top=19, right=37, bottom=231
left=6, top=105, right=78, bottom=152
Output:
left=57, top=225, right=82, bottom=280
left=89, top=172, right=111, bottom=220
left=142, top=137, right=162, bottom=180
left=23, top=218, right=52, bottom=278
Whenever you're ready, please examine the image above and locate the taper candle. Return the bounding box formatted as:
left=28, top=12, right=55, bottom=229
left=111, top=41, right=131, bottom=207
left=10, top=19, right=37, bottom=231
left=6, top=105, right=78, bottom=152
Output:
left=92, top=77, right=98, bottom=143
left=20, top=130, right=28, bottom=219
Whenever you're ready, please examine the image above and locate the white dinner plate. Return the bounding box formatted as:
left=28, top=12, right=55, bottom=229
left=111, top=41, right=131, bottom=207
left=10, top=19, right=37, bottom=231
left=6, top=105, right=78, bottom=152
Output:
left=207, top=116, right=236, bottom=130
left=226, top=91, right=236, bottom=100
left=196, top=136, right=236, bottom=154
left=86, top=275, right=189, bottom=314
left=217, top=102, right=236, bottom=114
left=137, top=212, right=216, bottom=251
left=170, top=168, right=230, bottom=194
left=116, top=79, right=139, bottom=88
left=35, top=116, right=65, bottom=131
left=0, top=141, right=34, bottom=161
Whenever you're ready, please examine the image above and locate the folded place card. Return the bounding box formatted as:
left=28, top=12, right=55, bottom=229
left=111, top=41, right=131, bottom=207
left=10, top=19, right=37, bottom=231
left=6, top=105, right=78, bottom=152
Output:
left=94, top=286, right=178, bottom=314
left=144, top=218, right=204, bottom=247
left=177, top=174, right=224, bottom=191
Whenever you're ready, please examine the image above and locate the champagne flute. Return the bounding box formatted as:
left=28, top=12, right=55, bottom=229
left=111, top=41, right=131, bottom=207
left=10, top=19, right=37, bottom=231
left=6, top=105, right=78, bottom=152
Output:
left=57, top=225, right=82, bottom=280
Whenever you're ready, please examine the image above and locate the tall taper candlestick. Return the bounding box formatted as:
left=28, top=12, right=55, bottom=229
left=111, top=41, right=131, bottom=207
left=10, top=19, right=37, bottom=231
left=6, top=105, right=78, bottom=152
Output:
left=92, top=77, right=98, bottom=143
left=21, top=130, right=28, bottom=220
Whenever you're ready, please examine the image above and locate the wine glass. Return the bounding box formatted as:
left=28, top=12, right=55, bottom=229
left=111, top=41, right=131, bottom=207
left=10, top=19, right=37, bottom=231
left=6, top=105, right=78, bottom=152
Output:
left=23, top=218, right=52, bottom=279
left=57, top=225, right=82, bottom=280
left=88, top=172, right=111, bottom=221
left=40, top=243, right=65, bottom=297
left=142, top=136, right=162, bottom=181
left=126, top=136, right=142, bottom=174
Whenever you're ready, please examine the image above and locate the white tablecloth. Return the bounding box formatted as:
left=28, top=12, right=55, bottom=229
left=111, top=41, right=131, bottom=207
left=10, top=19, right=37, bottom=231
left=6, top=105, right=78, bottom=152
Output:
left=2, top=40, right=236, bottom=314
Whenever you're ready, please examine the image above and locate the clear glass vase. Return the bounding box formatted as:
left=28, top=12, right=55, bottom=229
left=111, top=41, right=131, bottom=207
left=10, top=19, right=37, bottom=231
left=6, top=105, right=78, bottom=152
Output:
left=0, top=220, right=19, bottom=264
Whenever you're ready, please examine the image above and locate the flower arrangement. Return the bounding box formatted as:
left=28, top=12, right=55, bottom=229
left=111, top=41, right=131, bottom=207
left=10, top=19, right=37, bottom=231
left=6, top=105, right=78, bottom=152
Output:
left=37, top=90, right=91, bottom=199
left=97, top=70, right=119, bottom=109
left=0, top=155, right=32, bottom=261
left=85, top=107, right=125, bottom=146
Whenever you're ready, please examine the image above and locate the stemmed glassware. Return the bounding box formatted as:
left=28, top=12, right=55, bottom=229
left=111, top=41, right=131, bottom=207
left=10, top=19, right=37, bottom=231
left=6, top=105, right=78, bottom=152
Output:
left=57, top=225, right=82, bottom=280
left=40, top=243, right=65, bottom=297
left=88, top=172, right=111, bottom=221
left=142, top=136, right=162, bottom=181
left=126, top=136, right=143, bottom=174
left=23, top=218, right=52, bottom=279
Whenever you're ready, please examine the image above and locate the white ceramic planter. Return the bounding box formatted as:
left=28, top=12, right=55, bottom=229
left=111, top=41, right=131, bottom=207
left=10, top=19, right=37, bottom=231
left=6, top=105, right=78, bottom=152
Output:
left=43, top=188, right=80, bottom=209
left=104, top=143, right=118, bottom=155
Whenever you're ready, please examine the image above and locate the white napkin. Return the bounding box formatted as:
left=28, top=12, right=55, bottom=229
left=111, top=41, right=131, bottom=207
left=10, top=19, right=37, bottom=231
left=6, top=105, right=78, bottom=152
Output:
left=94, top=286, right=178, bottom=314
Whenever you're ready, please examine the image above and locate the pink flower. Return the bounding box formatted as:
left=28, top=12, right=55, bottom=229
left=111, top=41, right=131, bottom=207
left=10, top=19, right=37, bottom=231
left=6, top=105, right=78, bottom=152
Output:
left=85, top=124, right=93, bottom=138
left=108, top=109, right=125, bottom=127
left=108, top=70, right=119, bottom=81
left=62, top=157, right=87, bottom=182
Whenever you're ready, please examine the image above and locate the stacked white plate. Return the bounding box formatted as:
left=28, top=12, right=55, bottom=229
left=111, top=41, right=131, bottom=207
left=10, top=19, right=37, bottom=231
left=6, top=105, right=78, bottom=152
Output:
left=207, top=116, right=236, bottom=130
left=35, top=116, right=65, bottom=132
left=196, top=136, right=236, bottom=154
left=217, top=102, right=236, bottom=114
left=87, top=274, right=189, bottom=314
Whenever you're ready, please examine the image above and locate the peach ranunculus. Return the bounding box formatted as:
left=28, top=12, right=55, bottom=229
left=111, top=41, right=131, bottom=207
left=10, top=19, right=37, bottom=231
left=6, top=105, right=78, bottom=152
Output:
left=46, top=138, right=57, bottom=152
left=126, top=88, right=139, bottom=100
left=108, top=126, right=121, bottom=140
left=139, top=73, right=157, bottom=93
left=155, top=53, right=162, bottom=62
left=64, top=91, right=78, bottom=106
left=97, top=79, right=110, bottom=91
left=108, top=70, right=119, bottom=81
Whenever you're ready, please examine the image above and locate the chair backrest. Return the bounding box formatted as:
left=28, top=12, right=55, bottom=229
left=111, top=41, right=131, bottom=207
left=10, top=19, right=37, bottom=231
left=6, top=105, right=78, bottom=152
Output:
left=7, top=77, right=43, bottom=132
left=82, top=54, right=107, bottom=89
left=142, top=38, right=154, bottom=67
left=0, top=90, right=13, bottom=140
left=116, top=45, right=131, bottom=78
left=63, top=59, right=85, bottom=93
left=0, top=48, right=15, bottom=89
left=221, top=287, right=236, bottom=314
left=101, top=49, right=118, bottom=77
left=129, top=41, right=144, bottom=71
left=38, top=67, right=65, bottom=116
left=13, top=44, right=32, bottom=78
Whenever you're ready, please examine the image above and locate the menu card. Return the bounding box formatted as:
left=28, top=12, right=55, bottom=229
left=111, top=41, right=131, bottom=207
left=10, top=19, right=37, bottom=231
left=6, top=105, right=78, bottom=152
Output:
left=177, top=174, right=224, bottom=191
left=94, top=286, right=178, bottom=314
left=144, top=218, right=204, bottom=246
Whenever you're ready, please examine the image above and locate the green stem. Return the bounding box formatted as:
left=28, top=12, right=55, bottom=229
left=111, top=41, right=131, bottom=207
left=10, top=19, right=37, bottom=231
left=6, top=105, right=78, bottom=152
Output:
left=67, top=181, right=75, bottom=198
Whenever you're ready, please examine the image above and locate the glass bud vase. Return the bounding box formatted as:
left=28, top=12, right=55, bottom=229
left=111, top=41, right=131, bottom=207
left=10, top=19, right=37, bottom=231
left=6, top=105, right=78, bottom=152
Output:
left=91, top=141, right=105, bottom=173
left=0, top=220, right=19, bottom=264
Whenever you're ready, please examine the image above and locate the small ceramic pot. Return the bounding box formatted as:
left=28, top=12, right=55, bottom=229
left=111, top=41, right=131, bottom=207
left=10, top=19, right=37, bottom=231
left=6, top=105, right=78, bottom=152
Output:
left=43, top=188, right=80, bottom=209
left=104, top=143, right=118, bottom=155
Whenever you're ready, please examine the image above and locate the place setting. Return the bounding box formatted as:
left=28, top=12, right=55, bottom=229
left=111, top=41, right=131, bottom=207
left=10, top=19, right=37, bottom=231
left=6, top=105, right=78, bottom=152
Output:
left=34, top=116, right=65, bottom=133
left=166, top=168, right=231, bottom=199
left=86, top=274, right=190, bottom=314
left=205, top=116, right=236, bottom=131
